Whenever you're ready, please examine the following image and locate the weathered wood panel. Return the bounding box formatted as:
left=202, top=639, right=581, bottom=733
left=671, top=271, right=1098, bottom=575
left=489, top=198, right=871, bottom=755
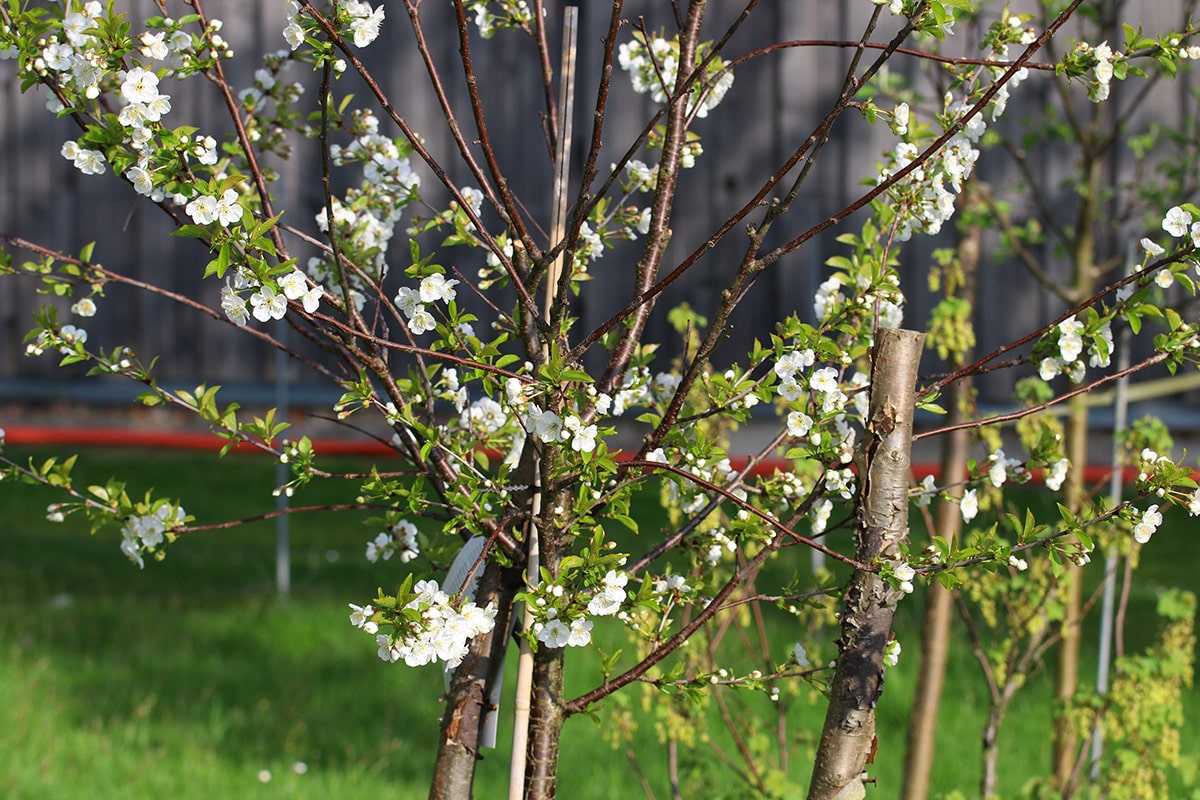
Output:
left=0, top=1, right=1192, bottom=407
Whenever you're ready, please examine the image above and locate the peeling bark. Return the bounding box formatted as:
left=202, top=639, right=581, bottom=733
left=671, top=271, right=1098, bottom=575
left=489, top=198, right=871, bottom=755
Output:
left=807, top=328, right=924, bottom=800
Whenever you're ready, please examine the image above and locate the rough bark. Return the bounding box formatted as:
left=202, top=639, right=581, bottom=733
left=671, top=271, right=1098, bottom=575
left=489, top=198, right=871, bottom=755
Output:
left=524, top=646, right=565, bottom=799
left=523, top=486, right=568, bottom=800
left=429, top=559, right=521, bottom=800
left=807, top=328, right=925, bottom=800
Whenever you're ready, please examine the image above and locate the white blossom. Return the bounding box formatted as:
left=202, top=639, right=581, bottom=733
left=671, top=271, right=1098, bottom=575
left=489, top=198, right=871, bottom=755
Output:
left=1163, top=206, right=1191, bottom=238
left=538, top=619, right=571, bottom=648
left=960, top=488, right=979, bottom=523
left=1045, top=458, right=1069, bottom=491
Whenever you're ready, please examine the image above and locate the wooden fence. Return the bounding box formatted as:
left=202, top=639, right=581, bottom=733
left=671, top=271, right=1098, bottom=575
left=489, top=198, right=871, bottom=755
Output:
left=0, top=1, right=1193, bottom=408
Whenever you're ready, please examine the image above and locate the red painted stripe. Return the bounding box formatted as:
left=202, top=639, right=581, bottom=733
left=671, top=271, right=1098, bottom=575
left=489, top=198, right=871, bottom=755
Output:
left=0, top=425, right=1143, bottom=484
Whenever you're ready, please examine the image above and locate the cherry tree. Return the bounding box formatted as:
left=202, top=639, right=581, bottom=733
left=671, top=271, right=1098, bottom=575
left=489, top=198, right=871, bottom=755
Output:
left=1, top=2, right=1197, bottom=798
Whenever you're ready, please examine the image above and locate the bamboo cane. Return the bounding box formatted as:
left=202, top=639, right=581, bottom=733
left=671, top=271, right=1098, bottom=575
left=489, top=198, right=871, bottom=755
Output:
left=508, top=7, right=578, bottom=799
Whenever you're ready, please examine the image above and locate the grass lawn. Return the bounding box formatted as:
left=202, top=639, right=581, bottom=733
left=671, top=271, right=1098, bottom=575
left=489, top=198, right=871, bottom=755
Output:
left=0, top=445, right=1196, bottom=798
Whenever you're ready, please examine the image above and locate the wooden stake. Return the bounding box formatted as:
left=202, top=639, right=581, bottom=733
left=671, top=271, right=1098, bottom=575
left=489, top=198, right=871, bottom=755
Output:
left=509, top=7, right=577, bottom=799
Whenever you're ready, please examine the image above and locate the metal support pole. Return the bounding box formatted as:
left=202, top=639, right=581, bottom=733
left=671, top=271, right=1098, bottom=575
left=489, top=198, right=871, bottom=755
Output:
left=1090, top=244, right=1135, bottom=777
left=275, top=321, right=291, bottom=597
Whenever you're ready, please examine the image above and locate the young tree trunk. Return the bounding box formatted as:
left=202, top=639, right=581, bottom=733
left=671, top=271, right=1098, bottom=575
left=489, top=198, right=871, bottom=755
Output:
left=807, top=328, right=925, bottom=800
left=523, top=486, right=569, bottom=800
left=429, top=559, right=521, bottom=800
left=1054, top=148, right=1103, bottom=784
left=1053, top=392, right=1089, bottom=782
left=900, top=386, right=970, bottom=799
left=902, top=192, right=980, bottom=800
left=524, top=646, right=565, bottom=799
left=981, top=701, right=1005, bottom=800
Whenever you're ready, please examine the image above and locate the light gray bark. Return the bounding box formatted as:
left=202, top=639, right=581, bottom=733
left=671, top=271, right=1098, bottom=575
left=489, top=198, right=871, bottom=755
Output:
left=807, top=328, right=925, bottom=800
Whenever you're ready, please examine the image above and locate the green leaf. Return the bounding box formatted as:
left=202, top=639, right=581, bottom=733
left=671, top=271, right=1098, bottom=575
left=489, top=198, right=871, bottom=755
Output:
left=1075, top=528, right=1092, bottom=554
left=561, top=368, right=594, bottom=384
left=1047, top=547, right=1063, bottom=579
left=172, top=224, right=211, bottom=240
left=610, top=513, right=639, bottom=534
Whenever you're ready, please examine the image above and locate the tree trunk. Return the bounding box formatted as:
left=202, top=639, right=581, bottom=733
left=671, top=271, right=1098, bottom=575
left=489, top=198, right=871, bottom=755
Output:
left=429, top=559, right=521, bottom=800
left=1054, top=142, right=1103, bottom=783
left=900, top=389, right=969, bottom=799
left=524, top=646, right=565, bottom=799
left=1052, top=392, right=1089, bottom=782
left=523, top=486, right=569, bottom=800
left=807, top=328, right=925, bottom=800
left=981, top=702, right=1004, bottom=800
left=902, top=186, right=980, bottom=800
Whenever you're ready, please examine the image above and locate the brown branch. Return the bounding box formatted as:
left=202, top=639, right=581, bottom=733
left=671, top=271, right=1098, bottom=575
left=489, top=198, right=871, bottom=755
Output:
left=726, top=39, right=1057, bottom=75
left=918, top=247, right=1191, bottom=400
left=915, top=350, right=1170, bottom=441
left=192, top=0, right=289, bottom=260
left=447, top=0, right=536, bottom=248
left=1, top=235, right=342, bottom=386
left=180, top=503, right=387, bottom=532
left=595, top=0, right=710, bottom=397
left=565, top=524, right=788, bottom=715
left=627, top=459, right=869, bottom=571
left=300, top=2, right=541, bottom=320
left=762, top=0, right=1089, bottom=273
left=571, top=3, right=923, bottom=363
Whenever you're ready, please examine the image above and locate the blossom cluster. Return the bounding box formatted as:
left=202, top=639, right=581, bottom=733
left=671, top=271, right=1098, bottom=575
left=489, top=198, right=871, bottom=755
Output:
left=1075, top=40, right=1122, bottom=103
left=309, top=111, right=422, bottom=310
left=186, top=188, right=243, bottom=227
left=529, top=568, right=693, bottom=650
left=1038, top=316, right=1113, bottom=384
left=24, top=323, right=88, bottom=357
left=1136, top=447, right=1173, bottom=484
left=891, top=561, right=916, bottom=594
left=873, top=13, right=1042, bottom=243
left=284, top=1, right=384, bottom=51
left=1044, top=458, right=1070, bottom=492
left=395, top=272, right=459, bottom=335
left=617, top=33, right=734, bottom=119
left=465, top=0, right=533, bottom=40
left=365, top=519, right=421, bottom=563
left=221, top=265, right=324, bottom=327
left=20, top=2, right=322, bottom=345
left=359, top=579, right=497, bottom=668
left=1132, top=504, right=1163, bottom=544
left=37, top=5, right=233, bottom=202
left=529, top=577, right=599, bottom=650
left=813, top=273, right=904, bottom=331
left=119, top=504, right=187, bottom=569
left=883, top=638, right=902, bottom=667
left=987, top=449, right=1028, bottom=488
left=876, top=106, right=983, bottom=242
left=773, top=345, right=866, bottom=467
left=1160, top=203, right=1200, bottom=272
